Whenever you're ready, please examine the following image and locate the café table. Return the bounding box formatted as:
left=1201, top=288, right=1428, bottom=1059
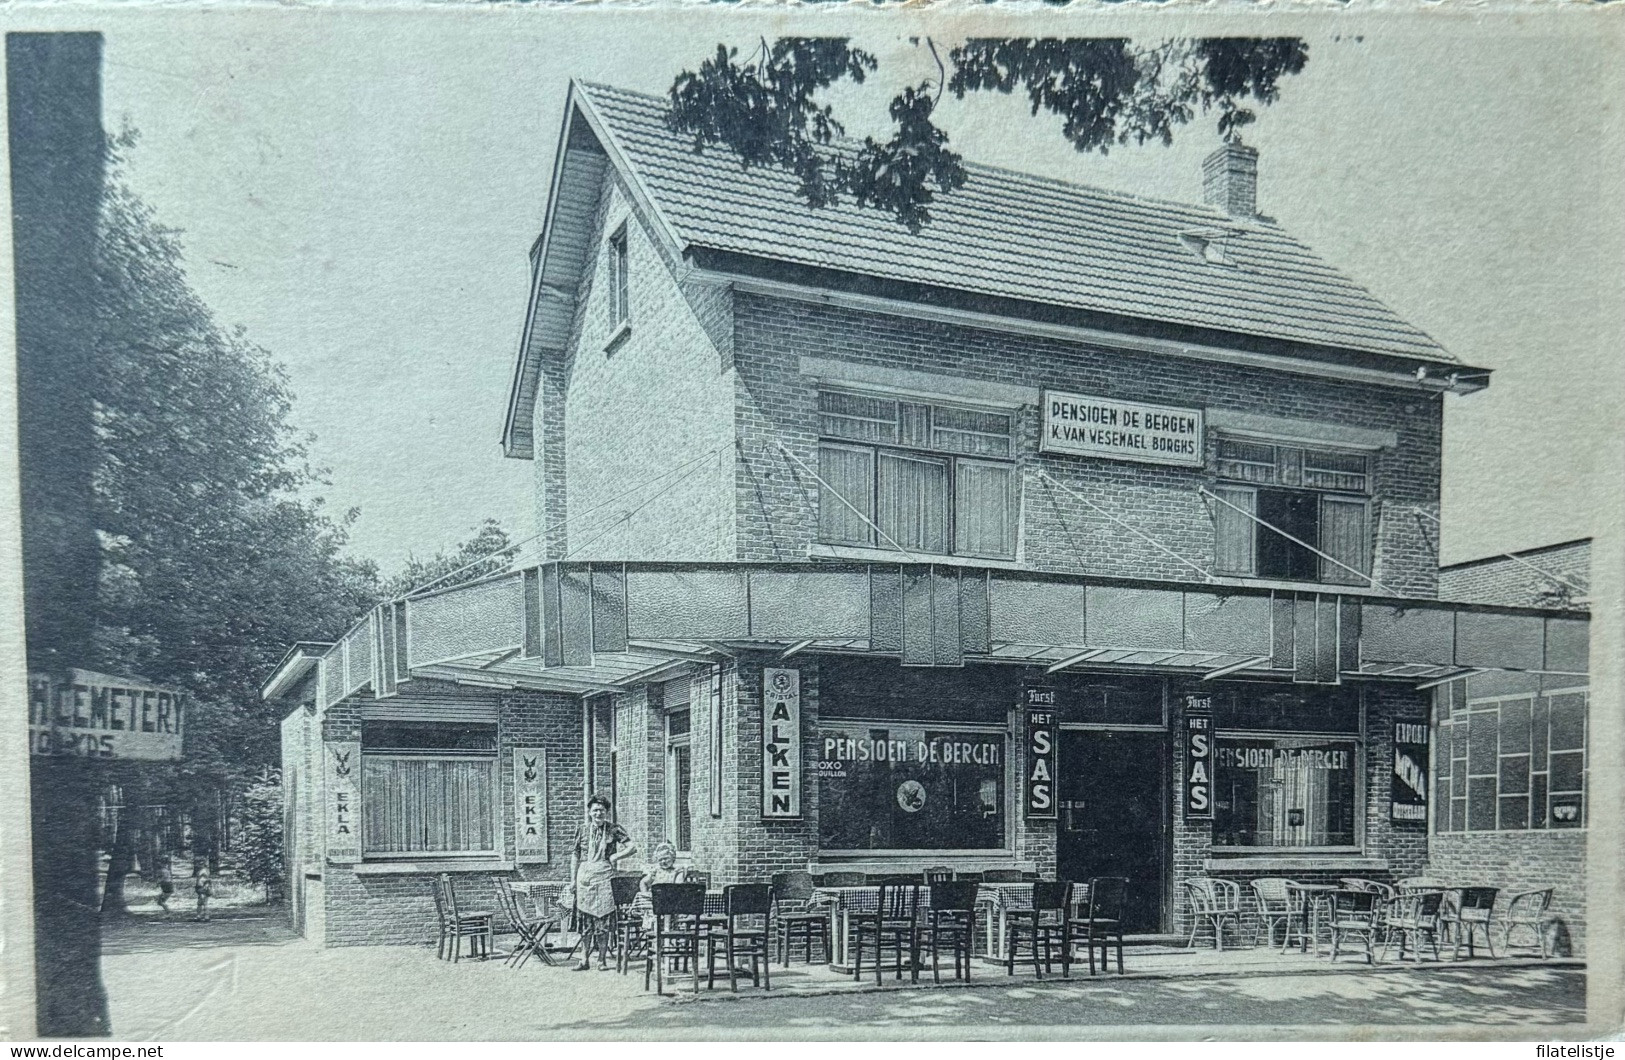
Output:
left=811, top=883, right=1090, bottom=971
left=1283, top=882, right=1341, bottom=956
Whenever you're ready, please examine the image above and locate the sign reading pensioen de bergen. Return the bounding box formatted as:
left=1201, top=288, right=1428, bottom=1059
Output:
left=762, top=668, right=802, bottom=819
left=1023, top=685, right=1058, bottom=820
left=515, top=747, right=549, bottom=861
left=325, top=740, right=361, bottom=864
left=1041, top=389, right=1205, bottom=467
left=1391, top=720, right=1429, bottom=824
left=27, top=669, right=187, bottom=760
left=1184, top=694, right=1214, bottom=820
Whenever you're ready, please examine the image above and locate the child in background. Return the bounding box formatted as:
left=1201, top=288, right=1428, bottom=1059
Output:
left=156, top=859, right=174, bottom=912
left=193, top=865, right=213, bottom=921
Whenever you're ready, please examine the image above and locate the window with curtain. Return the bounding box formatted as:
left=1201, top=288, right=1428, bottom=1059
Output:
left=1211, top=437, right=1371, bottom=585
left=361, top=723, right=498, bottom=857
left=1212, top=735, right=1360, bottom=849
left=815, top=389, right=1017, bottom=559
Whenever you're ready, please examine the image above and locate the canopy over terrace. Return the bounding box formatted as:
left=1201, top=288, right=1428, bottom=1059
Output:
left=302, top=562, right=1588, bottom=707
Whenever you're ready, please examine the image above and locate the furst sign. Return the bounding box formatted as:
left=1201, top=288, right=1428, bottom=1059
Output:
left=1023, top=686, right=1058, bottom=820
left=1041, top=389, right=1205, bottom=468
left=1184, top=694, right=1214, bottom=819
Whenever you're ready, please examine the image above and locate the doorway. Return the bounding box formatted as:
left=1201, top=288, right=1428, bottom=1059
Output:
left=1056, top=729, right=1168, bottom=934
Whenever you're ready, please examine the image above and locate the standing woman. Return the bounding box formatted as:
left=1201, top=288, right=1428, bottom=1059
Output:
left=570, top=793, right=638, bottom=971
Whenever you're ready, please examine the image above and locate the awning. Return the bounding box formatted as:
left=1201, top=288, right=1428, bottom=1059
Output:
left=307, top=562, right=1588, bottom=706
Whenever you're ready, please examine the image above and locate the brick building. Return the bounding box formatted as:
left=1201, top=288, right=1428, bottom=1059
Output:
left=269, top=81, right=1589, bottom=949
left=1427, top=539, right=1592, bottom=953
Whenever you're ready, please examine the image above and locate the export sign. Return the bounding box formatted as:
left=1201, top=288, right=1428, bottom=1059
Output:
left=762, top=668, right=802, bottom=819
left=515, top=747, right=549, bottom=861
left=27, top=669, right=186, bottom=760
left=1023, top=686, right=1058, bottom=820
left=1041, top=389, right=1204, bottom=467
left=1184, top=695, right=1214, bottom=819
left=1391, top=720, right=1429, bottom=823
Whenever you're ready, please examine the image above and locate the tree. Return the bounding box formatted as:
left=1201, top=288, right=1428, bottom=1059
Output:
left=89, top=136, right=381, bottom=911
left=232, top=767, right=284, bottom=903
left=381, top=518, right=520, bottom=599
left=668, top=36, right=1308, bottom=231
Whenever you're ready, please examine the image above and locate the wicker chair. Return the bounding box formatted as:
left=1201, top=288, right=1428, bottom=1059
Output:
left=1500, top=888, right=1556, bottom=958
left=1249, top=877, right=1305, bottom=950
left=1183, top=878, right=1242, bottom=950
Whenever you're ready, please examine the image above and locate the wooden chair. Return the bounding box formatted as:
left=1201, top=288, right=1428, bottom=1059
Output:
left=771, top=870, right=830, bottom=966
left=1006, top=880, right=1071, bottom=978
left=433, top=874, right=493, bottom=962
left=1447, top=887, right=1499, bottom=959
left=610, top=874, right=645, bottom=974
left=1183, top=878, right=1241, bottom=950
left=851, top=879, right=921, bottom=984
left=1071, top=877, right=1127, bottom=975
left=1248, top=878, right=1304, bottom=950
left=645, top=883, right=706, bottom=995
left=1328, top=890, right=1381, bottom=964
left=1500, top=888, right=1556, bottom=958
left=493, top=878, right=544, bottom=969
left=922, top=879, right=979, bottom=983
left=706, top=884, right=772, bottom=992
left=1383, top=890, right=1445, bottom=962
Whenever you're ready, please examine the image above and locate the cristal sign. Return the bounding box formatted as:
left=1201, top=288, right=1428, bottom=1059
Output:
left=762, top=667, right=802, bottom=819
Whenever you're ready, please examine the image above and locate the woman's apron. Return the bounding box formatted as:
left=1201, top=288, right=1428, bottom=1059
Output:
left=575, top=825, right=617, bottom=921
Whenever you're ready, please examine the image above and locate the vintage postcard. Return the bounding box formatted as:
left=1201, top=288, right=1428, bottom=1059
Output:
left=1, top=1, right=1621, bottom=1044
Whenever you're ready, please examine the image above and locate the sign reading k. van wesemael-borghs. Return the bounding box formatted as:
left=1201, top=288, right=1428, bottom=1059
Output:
left=28, top=668, right=186, bottom=760
left=1041, top=389, right=1204, bottom=468
left=762, top=667, right=801, bottom=819
left=515, top=747, right=549, bottom=861
left=325, top=740, right=361, bottom=863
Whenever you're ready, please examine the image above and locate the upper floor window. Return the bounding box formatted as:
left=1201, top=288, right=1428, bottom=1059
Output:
left=815, top=390, right=1016, bottom=559
left=608, top=224, right=629, bottom=328
left=1211, top=438, right=1371, bottom=586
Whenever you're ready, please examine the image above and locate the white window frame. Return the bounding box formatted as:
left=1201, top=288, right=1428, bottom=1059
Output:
left=607, top=223, right=629, bottom=328
left=664, top=709, right=692, bottom=854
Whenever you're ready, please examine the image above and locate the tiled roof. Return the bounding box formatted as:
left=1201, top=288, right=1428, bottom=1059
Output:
left=579, top=82, right=1454, bottom=363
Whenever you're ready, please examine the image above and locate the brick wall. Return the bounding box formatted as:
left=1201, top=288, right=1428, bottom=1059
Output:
left=1427, top=831, right=1586, bottom=955
left=732, top=294, right=1444, bottom=596
left=311, top=681, right=583, bottom=947
left=1439, top=539, right=1591, bottom=610
left=537, top=174, right=736, bottom=562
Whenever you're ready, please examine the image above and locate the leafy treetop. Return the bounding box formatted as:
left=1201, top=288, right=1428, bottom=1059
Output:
left=667, top=36, right=1307, bottom=232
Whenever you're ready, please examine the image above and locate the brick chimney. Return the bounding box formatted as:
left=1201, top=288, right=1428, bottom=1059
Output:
left=1202, top=141, right=1258, bottom=218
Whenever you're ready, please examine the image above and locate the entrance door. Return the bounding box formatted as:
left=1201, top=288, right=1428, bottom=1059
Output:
left=1056, top=729, right=1167, bottom=934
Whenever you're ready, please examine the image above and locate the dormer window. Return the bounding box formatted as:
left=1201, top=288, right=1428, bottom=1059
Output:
left=608, top=223, right=629, bottom=329
left=1178, top=228, right=1240, bottom=266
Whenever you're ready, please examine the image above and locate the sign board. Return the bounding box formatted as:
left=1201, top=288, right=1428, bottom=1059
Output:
left=1041, top=389, right=1204, bottom=467
left=1184, top=694, right=1214, bottom=819
left=762, top=668, right=802, bottom=819
left=514, top=747, right=549, bottom=861
left=1390, top=720, right=1429, bottom=824
left=27, top=669, right=186, bottom=760
left=324, top=740, right=361, bottom=864
left=1023, top=686, right=1058, bottom=820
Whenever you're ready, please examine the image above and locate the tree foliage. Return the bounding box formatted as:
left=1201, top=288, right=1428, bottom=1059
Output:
left=380, top=517, right=519, bottom=600
left=231, top=767, right=284, bottom=903
left=667, top=36, right=1308, bottom=231
left=90, top=134, right=382, bottom=794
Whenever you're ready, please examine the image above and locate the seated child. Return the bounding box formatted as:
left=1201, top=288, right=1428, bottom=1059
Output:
left=640, top=841, right=685, bottom=932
